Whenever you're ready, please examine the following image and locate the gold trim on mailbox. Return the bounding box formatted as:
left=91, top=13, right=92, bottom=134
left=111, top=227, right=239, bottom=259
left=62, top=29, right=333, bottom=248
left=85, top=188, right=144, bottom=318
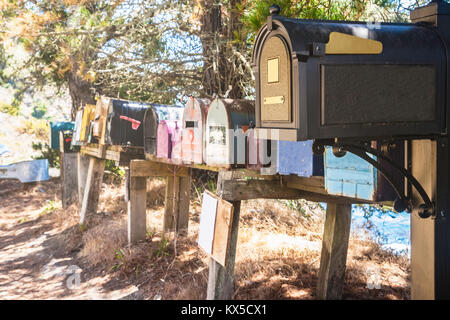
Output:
left=325, top=32, right=383, bottom=54
left=267, top=57, right=279, bottom=83
left=263, top=96, right=285, bottom=105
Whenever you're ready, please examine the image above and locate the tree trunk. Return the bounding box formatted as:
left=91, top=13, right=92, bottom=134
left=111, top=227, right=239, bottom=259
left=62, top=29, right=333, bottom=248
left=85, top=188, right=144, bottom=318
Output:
left=200, top=0, right=246, bottom=99
left=67, top=63, right=96, bottom=120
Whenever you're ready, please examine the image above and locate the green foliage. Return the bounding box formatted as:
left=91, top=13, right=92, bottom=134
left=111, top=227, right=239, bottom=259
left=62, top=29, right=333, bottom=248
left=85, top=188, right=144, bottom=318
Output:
left=111, top=248, right=126, bottom=271
left=39, top=200, right=58, bottom=216
left=0, top=102, right=19, bottom=116
left=153, top=237, right=170, bottom=258
left=104, top=159, right=125, bottom=180
left=32, top=141, right=60, bottom=168
left=281, top=199, right=308, bottom=217
left=242, top=0, right=404, bottom=37
left=31, top=102, right=48, bottom=119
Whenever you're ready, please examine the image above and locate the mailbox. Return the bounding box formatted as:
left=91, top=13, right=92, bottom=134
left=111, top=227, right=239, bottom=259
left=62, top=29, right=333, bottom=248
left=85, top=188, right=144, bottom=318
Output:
left=143, top=104, right=183, bottom=156
left=247, top=128, right=271, bottom=170
left=275, top=140, right=323, bottom=176
left=92, top=96, right=110, bottom=145
left=251, top=4, right=449, bottom=141
left=181, top=97, right=210, bottom=164
left=205, top=98, right=255, bottom=167
left=324, top=141, right=405, bottom=202
left=80, top=104, right=96, bottom=142
left=104, top=99, right=149, bottom=147
left=247, top=135, right=323, bottom=177
left=156, top=120, right=181, bottom=160
left=50, top=121, right=75, bottom=150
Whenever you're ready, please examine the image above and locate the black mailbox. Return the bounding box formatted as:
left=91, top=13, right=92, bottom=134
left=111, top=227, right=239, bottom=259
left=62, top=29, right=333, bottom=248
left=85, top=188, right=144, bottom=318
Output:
left=251, top=2, right=450, bottom=141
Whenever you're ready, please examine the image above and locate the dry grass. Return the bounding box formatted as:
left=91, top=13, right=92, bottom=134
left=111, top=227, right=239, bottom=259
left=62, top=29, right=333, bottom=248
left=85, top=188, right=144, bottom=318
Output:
left=0, top=175, right=410, bottom=300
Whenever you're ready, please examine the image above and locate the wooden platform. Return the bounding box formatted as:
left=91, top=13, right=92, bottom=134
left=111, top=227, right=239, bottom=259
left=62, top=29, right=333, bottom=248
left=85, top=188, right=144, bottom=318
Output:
left=80, top=143, right=145, bottom=165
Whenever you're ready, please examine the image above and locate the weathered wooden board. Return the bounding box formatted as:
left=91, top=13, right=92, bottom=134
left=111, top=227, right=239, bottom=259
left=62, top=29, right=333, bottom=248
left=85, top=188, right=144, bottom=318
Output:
left=128, top=176, right=147, bottom=244
left=79, top=156, right=105, bottom=224
left=61, top=152, right=78, bottom=208
left=130, top=159, right=189, bottom=177
left=317, top=202, right=352, bottom=300
left=212, top=198, right=234, bottom=267
left=410, top=139, right=436, bottom=300
left=198, top=191, right=218, bottom=255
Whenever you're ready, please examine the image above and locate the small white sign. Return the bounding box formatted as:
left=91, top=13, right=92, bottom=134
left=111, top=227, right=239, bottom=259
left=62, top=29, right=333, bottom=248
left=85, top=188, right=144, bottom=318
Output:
left=198, top=192, right=218, bottom=255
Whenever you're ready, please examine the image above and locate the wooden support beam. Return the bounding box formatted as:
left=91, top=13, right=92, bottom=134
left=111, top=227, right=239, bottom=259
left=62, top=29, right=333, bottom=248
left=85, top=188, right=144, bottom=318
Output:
left=207, top=200, right=241, bottom=300
left=410, top=139, right=437, bottom=299
left=317, top=203, right=352, bottom=300
left=220, top=177, right=370, bottom=204
left=61, top=152, right=78, bottom=208
left=130, top=159, right=189, bottom=177
left=79, top=156, right=105, bottom=224
left=207, top=170, right=241, bottom=300
left=128, top=176, right=147, bottom=244
left=77, top=153, right=90, bottom=207
left=163, top=173, right=191, bottom=233
left=124, top=167, right=130, bottom=203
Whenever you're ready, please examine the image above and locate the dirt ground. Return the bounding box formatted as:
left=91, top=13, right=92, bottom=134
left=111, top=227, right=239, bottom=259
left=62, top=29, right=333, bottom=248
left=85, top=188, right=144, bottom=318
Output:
left=0, top=177, right=410, bottom=300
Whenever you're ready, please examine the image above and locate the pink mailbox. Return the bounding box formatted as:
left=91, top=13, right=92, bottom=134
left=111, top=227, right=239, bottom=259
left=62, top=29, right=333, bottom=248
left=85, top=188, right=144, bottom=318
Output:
left=181, top=97, right=210, bottom=164
left=171, top=124, right=183, bottom=164
left=156, top=120, right=181, bottom=160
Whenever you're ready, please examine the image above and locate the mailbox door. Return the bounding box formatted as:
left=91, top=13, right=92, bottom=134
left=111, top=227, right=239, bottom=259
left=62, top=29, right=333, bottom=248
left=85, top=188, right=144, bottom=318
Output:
left=276, top=140, right=324, bottom=177
left=259, top=36, right=292, bottom=126
left=324, top=147, right=377, bottom=201
left=171, top=125, right=183, bottom=163
left=206, top=100, right=230, bottom=166
left=156, top=121, right=169, bottom=159
left=182, top=98, right=205, bottom=164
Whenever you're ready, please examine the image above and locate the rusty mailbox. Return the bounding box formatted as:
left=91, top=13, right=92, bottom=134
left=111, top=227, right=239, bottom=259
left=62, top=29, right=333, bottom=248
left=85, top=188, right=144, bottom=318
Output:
left=205, top=98, right=255, bottom=167
left=181, top=97, right=210, bottom=164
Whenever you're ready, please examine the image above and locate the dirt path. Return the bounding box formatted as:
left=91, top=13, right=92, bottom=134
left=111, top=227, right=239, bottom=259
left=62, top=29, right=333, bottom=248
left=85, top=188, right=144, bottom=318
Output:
left=0, top=180, right=140, bottom=300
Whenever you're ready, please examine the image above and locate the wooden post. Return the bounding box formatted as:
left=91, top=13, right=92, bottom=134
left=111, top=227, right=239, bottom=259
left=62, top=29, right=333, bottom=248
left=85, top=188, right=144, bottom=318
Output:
left=128, top=176, right=147, bottom=244
left=77, top=153, right=90, bottom=207
left=124, top=167, right=130, bottom=203
left=207, top=170, right=241, bottom=300
left=317, top=202, right=352, bottom=300
left=207, top=200, right=241, bottom=300
left=163, top=173, right=191, bottom=234
left=61, top=152, right=78, bottom=208
left=79, top=156, right=105, bottom=224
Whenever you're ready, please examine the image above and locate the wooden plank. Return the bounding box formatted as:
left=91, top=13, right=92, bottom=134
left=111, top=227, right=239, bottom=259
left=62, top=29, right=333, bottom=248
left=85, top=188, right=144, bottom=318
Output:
left=124, top=167, right=130, bottom=203
left=145, top=154, right=220, bottom=172
left=61, top=152, right=78, bottom=208
left=410, top=139, right=436, bottom=299
left=285, top=175, right=325, bottom=194
left=128, top=176, right=147, bottom=244
left=77, top=153, right=90, bottom=206
left=163, top=175, right=179, bottom=233
left=212, top=198, right=234, bottom=267
left=79, top=156, right=106, bottom=224
left=207, top=200, right=241, bottom=300
left=207, top=170, right=241, bottom=300
left=178, top=174, right=191, bottom=232
left=163, top=173, right=191, bottom=233
left=220, top=178, right=371, bottom=204
left=317, top=203, right=352, bottom=300
left=130, top=159, right=189, bottom=177
left=198, top=191, right=219, bottom=254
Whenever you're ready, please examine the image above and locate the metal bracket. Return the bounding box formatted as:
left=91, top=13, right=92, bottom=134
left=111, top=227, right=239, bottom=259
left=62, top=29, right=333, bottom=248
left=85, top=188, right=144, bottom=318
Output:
left=313, top=139, right=435, bottom=218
